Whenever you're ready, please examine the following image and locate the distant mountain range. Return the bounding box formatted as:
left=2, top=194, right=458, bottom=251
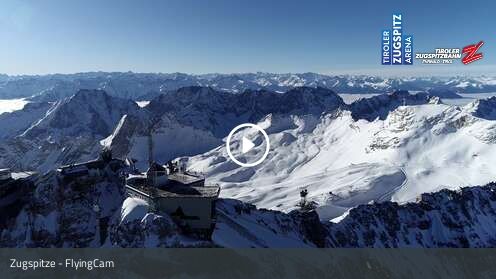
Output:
left=0, top=72, right=495, bottom=101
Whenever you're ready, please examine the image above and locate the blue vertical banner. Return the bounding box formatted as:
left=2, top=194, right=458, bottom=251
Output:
left=381, top=13, right=413, bottom=66
left=382, top=30, right=391, bottom=65
left=391, top=13, right=403, bottom=65
left=403, top=35, right=413, bottom=65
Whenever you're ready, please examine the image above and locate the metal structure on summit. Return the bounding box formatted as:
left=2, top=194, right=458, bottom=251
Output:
left=147, top=125, right=155, bottom=188
left=123, top=121, right=220, bottom=238
left=299, top=188, right=308, bottom=209
left=148, top=125, right=154, bottom=168
left=298, top=187, right=317, bottom=211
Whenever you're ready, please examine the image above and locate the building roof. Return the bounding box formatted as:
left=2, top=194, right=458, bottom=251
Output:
left=168, top=172, right=205, bottom=185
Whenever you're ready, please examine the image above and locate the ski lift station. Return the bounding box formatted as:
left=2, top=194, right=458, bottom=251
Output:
left=125, top=160, right=220, bottom=236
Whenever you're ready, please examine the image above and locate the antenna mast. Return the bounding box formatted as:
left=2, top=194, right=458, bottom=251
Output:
left=148, top=125, right=154, bottom=167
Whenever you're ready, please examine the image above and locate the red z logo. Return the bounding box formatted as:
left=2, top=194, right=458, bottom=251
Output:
left=462, top=41, right=484, bottom=65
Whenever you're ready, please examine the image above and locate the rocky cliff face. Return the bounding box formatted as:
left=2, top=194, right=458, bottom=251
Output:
left=0, top=160, right=127, bottom=247
left=349, top=90, right=439, bottom=121
left=326, top=183, right=496, bottom=247
left=208, top=183, right=496, bottom=248
left=465, top=96, right=496, bottom=120
left=209, top=182, right=496, bottom=248
left=0, top=160, right=213, bottom=248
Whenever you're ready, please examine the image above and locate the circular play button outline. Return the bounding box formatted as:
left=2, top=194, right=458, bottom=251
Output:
left=226, top=123, right=270, bottom=167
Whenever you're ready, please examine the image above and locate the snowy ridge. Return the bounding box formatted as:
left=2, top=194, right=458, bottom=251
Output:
left=1, top=72, right=496, bottom=101
left=20, top=89, right=138, bottom=140
left=213, top=199, right=322, bottom=247
left=349, top=90, right=440, bottom=121
left=0, top=101, right=53, bottom=139
left=0, top=89, right=138, bottom=171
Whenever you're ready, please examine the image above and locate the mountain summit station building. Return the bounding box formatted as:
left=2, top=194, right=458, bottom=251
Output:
left=125, top=161, right=220, bottom=238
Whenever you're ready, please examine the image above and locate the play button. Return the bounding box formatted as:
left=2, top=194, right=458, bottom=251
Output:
left=226, top=123, right=270, bottom=167
left=242, top=137, right=255, bottom=154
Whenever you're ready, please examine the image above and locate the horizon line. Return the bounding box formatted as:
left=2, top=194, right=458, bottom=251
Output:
left=2, top=69, right=496, bottom=78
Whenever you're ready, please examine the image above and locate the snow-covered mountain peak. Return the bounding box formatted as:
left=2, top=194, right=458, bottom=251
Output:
left=105, top=86, right=345, bottom=169
left=0, top=89, right=139, bottom=171
left=22, top=89, right=138, bottom=140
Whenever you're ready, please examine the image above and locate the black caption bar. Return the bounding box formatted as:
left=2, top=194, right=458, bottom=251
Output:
left=1, top=249, right=495, bottom=279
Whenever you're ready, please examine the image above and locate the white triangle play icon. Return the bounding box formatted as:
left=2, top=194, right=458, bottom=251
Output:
left=242, top=137, right=255, bottom=154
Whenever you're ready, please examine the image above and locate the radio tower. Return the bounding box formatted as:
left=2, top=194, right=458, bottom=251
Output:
left=147, top=124, right=157, bottom=196
left=148, top=126, right=154, bottom=167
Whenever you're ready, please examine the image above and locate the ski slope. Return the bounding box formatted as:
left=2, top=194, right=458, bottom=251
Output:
left=186, top=102, right=496, bottom=221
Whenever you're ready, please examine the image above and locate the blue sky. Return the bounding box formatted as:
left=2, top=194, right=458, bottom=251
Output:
left=0, top=0, right=494, bottom=75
